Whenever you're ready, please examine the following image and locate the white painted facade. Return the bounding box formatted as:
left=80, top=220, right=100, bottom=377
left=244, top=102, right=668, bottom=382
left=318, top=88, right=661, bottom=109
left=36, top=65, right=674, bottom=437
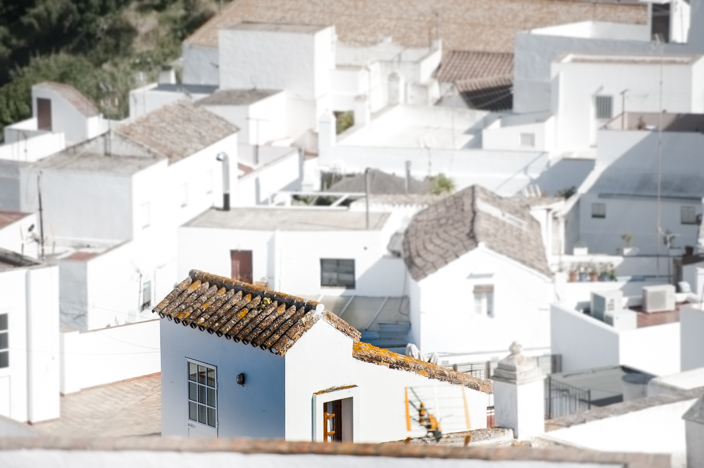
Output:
left=128, top=83, right=216, bottom=119
left=551, top=302, right=680, bottom=376
left=0, top=262, right=60, bottom=423
left=680, top=305, right=704, bottom=371
left=160, top=317, right=488, bottom=442
left=410, top=245, right=553, bottom=361
left=0, top=213, right=37, bottom=259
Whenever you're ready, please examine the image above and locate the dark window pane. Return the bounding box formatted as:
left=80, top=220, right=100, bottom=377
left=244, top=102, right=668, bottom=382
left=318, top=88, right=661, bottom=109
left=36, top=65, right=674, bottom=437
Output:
left=189, top=402, right=198, bottom=421
left=198, top=404, right=206, bottom=424
left=321, top=259, right=355, bottom=287
left=0, top=314, right=7, bottom=331
left=207, top=388, right=216, bottom=407
left=207, top=368, right=215, bottom=387
left=189, top=362, right=197, bottom=382
left=207, top=407, right=216, bottom=427
left=0, top=351, right=7, bottom=368
left=189, top=382, right=197, bottom=401
left=198, top=385, right=206, bottom=404
left=0, top=333, right=7, bottom=350
left=198, top=365, right=206, bottom=385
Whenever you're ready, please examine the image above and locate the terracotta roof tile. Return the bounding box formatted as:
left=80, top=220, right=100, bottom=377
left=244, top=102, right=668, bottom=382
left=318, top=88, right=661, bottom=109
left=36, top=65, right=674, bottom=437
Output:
left=154, top=270, right=360, bottom=356
left=116, top=100, right=239, bottom=163
left=436, top=51, right=513, bottom=83
left=402, top=185, right=552, bottom=281
left=184, top=0, right=646, bottom=54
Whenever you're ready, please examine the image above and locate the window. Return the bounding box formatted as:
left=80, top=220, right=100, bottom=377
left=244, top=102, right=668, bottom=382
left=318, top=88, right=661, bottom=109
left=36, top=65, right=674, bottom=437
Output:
left=0, top=314, right=7, bottom=368
left=323, top=400, right=343, bottom=442
left=592, top=203, right=606, bottom=219
left=595, top=95, right=613, bottom=120
left=520, top=133, right=535, bottom=147
left=474, top=285, right=494, bottom=317
left=141, top=202, right=150, bottom=228
left=181, top=183, right=188, bottom=208
left=37, top=98, right=52, bottom=131
left=141, top=280, right=152, bottom=311
left=682, top=206, right=697, bottom=225
left=320, top=259, right=355, bottom=288
left=188, top=361, right=217, bottom=428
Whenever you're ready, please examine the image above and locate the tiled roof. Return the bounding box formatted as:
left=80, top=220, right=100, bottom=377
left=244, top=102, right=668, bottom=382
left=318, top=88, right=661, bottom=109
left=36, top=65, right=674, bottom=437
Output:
left=155, top=270, right=492, bottom=390
left=457, top=78, right=513, bottom=112
left=353, top=342, right=492, bottom=393
left=35, top=82, right=100, bottom=117
left=184, top=0, right=646, bottom=53
left=116, top=100, right=239, bottom=163
left=326, top=169, right=431, bottom=195
left=154, top=270, right=360, bottom=356
left=436, top=51, right=513, bottom=83
left=402, top=185, right=552, bottom=281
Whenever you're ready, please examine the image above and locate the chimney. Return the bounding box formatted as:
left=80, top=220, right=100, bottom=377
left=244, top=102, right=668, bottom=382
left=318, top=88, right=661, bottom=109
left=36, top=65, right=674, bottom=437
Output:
left=684, top=395, right=704, bottom=468
left=159, top=66, right=176, bottom=85
left=216, top=152, right=230, bottom=211
left=492, top=342, right=545, bottom=439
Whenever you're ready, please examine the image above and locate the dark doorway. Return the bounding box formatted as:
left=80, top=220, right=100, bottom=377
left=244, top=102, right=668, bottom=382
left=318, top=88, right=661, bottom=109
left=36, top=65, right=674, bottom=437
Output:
left=323, top=399, right=343, bottom=442
left=230, top=250, right=253, bottom=283
left=37, top=98, right=52, bottom=131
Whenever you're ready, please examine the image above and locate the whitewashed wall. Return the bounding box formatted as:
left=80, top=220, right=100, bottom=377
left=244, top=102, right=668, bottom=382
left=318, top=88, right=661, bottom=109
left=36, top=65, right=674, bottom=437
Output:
left=680, top=306, right=704, bottom=371
left=178, top=216, right=405, bottom=297
left=0, top=128, right=65, bottom=163
left=0, top=264, right=59, bottom=423
left=237, top=150, right=301, bottom=206
left=551, top=303, right=680, bottom=375
left=160, top=319, right=286, bottom=438
left=61, top=319, right=160, bottom=394
left=285, top=321, right=488, bottom=443
left=202, top=93, right=287, bottom=145
left=0, top=213, right=36, bottom=258
left=32, top=86, right=106, bottom=144
left=482, top=115, right=555, bottom=152
left=182, top=45, right=220, bottom=86
left=414, top=246, right=552, bottom=358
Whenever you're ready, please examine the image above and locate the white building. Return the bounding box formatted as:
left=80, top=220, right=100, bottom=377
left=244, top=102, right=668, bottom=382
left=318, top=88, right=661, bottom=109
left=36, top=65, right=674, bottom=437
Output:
left=402, top=185, right=555, bottom=363
left=157, top=269, right=492, bottom=441
left=0, top=248, right=60, bottom=424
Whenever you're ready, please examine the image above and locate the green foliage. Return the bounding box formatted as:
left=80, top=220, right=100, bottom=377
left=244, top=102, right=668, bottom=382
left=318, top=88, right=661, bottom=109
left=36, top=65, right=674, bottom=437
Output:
left=555, top=185, right=577, bottom=199
left=0, top=0, right=222, bottom=137
left=336, top=111, right=354, bottom=135
left=430, top=173, right=456, bottom=195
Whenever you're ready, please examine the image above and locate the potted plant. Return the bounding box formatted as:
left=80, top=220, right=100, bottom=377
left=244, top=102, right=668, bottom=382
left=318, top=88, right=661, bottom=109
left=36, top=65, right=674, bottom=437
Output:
left=578, top=264, right=588, bottom=282
left=568, top=266, right=578, bottom=282
left=621, top=231, right=636, bottom=256
left=588, top=263, right=599, bottom=282
left=573, top=241, right=588, bottom=256
left=608, top=264, right=617, bottom=282
left=599, top=264, right=610, bottom=282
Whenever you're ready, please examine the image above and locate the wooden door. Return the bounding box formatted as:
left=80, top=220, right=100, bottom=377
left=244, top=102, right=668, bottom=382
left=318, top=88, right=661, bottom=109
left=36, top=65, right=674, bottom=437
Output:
left=37, top=98, right=52, bottom=131
left=230, top=250, right=253, bottom=284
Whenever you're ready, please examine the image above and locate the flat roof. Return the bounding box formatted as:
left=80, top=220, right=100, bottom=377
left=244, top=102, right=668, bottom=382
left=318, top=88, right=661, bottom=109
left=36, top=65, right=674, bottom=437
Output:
left=606, top=112, right=704, bottom=133
left=560, top=53, right=701, bottom=65
left=196, top=89, right=281, bottom=106
left=185, top=207, right=390, bottom=231
left=224, top=22, right=329, bottom=34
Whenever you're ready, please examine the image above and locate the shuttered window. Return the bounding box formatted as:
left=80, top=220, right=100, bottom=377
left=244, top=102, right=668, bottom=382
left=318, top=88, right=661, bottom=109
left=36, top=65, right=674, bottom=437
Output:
left=595, top=95, right=613, bottom=120
left=473, top=285, right=494, bottom=317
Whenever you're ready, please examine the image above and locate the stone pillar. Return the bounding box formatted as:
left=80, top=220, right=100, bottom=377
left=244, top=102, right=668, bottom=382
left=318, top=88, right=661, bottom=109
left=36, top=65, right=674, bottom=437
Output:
left=492, top=342, right=545, bottom=439
left=684, top=395, right=704, bottom=468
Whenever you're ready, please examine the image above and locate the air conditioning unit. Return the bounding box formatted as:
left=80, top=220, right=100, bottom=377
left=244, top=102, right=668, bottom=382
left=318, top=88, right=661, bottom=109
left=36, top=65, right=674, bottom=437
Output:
left=604, top=309, right=637, bottom=330
left=642, top=285, right=676, bottom=313
left=591, top=290, right=623, bottom=321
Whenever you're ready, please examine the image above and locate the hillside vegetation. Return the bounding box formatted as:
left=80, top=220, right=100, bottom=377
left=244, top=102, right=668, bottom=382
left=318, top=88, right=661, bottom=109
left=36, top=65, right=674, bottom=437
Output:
left=0, top=0, right=224, bottom=136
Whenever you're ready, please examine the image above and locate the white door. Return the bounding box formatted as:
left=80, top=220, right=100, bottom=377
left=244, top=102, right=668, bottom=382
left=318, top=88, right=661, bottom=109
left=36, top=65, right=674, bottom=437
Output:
left=187, top=360, right=218, bottom=437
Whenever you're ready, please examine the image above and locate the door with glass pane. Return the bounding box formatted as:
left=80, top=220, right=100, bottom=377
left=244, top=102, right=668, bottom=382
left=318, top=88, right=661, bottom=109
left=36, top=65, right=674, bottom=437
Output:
left=187, top=360, right=218, bottom=437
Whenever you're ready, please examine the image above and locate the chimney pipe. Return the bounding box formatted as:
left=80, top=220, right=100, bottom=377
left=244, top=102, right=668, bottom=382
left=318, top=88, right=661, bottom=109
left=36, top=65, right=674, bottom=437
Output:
left=216, top=152, right=231, bottom=211
left=405, top=160, right=411, bottom=195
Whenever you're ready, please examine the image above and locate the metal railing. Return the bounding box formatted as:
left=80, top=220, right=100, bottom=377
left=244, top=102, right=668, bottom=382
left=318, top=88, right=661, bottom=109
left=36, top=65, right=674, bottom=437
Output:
left=544, top=375, right=591, bottom=419
left=449, top=353, right=562, bottom=380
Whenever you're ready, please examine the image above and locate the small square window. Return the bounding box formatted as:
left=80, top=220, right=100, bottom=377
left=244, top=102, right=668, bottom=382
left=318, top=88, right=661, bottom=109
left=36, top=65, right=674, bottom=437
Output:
left=681, top=206, right=697, bottom=225
left=520, top=133, right=535, bottom=147
left=592, top=203, right=606, bottom=219
left=320, top=259, right=355, bottom=288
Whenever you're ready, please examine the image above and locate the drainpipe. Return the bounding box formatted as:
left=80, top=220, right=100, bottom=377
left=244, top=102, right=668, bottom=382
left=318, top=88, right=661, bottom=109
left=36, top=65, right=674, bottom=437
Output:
left=216, top=152, right=230, bottom=211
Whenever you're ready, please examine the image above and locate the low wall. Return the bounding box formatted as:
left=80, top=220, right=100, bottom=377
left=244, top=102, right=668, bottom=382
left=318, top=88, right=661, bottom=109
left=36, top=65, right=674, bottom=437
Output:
left=60, top=319, right=160, bottom=394
left=0, top=132, right=65, bottom=162
left=681, top=306, right=704, bottom=371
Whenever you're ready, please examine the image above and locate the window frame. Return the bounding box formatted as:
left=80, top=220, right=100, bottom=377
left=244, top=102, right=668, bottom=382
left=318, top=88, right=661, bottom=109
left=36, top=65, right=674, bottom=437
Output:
left=0, top=313, right=8, bottom=369
left=681, top=206, right=697, bottom=225
left=187, top=359, right=218, bottom=429
left=141, top=280, right=152, bottom=312
left=520, top=133, right=535, bottom=148
left=320, top=258, right=356, bottom=289
left=591, top=202, right=606, bottom=219
left=473, top=285, right=494, bottom=318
